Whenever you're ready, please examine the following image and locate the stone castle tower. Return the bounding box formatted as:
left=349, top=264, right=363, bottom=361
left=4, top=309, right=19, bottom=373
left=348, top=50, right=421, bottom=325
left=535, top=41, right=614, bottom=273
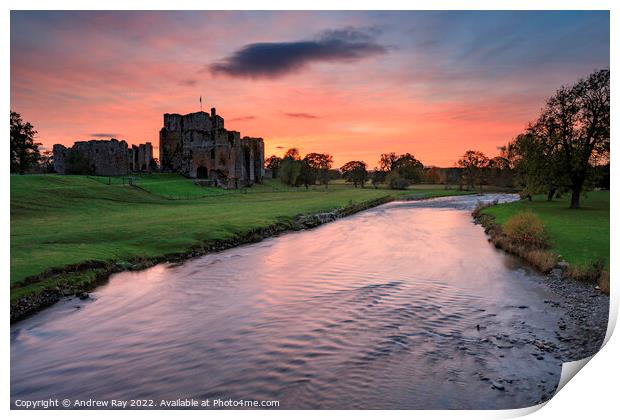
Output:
left=159, top=107, right=264, bottom=188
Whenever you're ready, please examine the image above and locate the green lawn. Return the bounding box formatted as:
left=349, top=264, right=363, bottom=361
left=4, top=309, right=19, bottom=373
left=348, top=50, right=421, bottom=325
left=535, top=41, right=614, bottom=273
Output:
left=482, top=191, right=610, bottom=269
left=11, top=174, right=470, bottom=290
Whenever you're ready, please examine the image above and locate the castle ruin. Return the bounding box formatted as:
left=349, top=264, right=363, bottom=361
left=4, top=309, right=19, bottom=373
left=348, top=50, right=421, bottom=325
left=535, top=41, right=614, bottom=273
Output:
left=53, top=139, right=153, bottom=176
left=159, top=108, right=264, bottom=188
left=52, top=107, right=264, bottom=188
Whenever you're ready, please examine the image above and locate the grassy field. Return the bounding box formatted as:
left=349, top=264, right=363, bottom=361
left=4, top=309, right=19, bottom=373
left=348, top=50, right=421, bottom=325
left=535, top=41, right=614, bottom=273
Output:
left=482, top=191, right=610, bottom=269
left=11, top=174, right=470, bottom=294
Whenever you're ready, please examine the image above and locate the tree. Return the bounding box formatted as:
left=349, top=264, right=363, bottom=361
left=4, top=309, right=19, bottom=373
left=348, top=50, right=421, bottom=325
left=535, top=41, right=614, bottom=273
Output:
left=504, top=133, right=564, bottom=201
left=370, top=168, right=385, bottom=188
left=265, top=155, right=282, bottom=178
left=391, top=153, right=425, bottom=183
left=341, top=161, right=368, bottom=188
left=304, top=152, right=333, bottom=187
left=486, top=153, right=514, bottom=189
left=457, top=150, right=489, bottom=192
left=531, top=69, right=609, bottom=208
left=10, top=111, right=41, bottom=174
left=297, top=159, right=316, bottom=189
left=283, top=148, right=301, bottom=160
left=378, top=152, right=399, bottom=172
left=278, top=148, right=304, bottom=186
left=279, top=157, right=301, bottom=186
left=37, top=150, right=54, bottom=173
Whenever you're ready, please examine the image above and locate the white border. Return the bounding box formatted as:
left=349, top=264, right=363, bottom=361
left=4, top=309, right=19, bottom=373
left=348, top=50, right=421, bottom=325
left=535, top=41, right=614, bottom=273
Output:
left=3, top=2, right=617, bottom=420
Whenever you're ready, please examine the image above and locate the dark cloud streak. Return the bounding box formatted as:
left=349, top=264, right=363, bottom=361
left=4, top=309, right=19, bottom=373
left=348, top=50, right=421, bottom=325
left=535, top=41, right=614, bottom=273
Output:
left=209, top=27, right=387, bottom=78
left=229, top=115, right=257, bottom=122
left=283, top=112, right=319, bottom=119
left=179, top=79, right=197, bottom=86
left=90, top=133, right=118, bottom=138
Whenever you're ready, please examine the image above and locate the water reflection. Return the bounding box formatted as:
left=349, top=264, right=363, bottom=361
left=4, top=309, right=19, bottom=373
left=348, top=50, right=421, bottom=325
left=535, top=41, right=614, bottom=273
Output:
left=12, top=194, right=570, bottom=409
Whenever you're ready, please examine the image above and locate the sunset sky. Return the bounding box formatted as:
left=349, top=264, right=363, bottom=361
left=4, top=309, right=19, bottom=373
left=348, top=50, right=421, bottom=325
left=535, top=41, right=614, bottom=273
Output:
left=10, top=11, right=609, bottom=167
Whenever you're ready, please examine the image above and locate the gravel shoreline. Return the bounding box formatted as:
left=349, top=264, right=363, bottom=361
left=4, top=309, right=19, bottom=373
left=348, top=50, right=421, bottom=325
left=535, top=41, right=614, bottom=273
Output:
left=541, top=267, right=609, bottom=361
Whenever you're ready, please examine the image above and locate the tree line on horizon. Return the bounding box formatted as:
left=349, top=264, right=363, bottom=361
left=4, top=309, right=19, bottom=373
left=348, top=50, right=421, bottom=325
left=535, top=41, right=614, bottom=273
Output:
left=265, top=149, right=429, bottom=189
left=265, top=69, right=609, bottom=208
left=11, top=70, right=609, bottom=208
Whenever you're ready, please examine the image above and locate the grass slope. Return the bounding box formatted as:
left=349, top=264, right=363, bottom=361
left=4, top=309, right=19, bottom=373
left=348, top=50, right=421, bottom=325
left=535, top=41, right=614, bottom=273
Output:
left=11, top=174, right=469, bottom=291
left=482, top=191, right=609, bottom=269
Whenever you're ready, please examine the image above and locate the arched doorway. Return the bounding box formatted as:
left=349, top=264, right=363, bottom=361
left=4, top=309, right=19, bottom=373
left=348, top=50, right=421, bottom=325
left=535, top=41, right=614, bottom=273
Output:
left=196, top=166, right=209, bottom=178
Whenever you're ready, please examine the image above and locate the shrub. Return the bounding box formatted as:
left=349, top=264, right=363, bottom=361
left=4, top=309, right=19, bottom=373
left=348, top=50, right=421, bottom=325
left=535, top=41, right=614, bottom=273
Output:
left=503, top=212, right=549, bottom=249
left=385, top=171, right=410, bottom=190
left=525, top=249, right=558, bottom=273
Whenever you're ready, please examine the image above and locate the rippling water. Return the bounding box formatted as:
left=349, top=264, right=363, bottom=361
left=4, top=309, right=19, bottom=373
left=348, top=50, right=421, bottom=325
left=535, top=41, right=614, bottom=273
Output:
left=12, top=194, right=574, bottom=409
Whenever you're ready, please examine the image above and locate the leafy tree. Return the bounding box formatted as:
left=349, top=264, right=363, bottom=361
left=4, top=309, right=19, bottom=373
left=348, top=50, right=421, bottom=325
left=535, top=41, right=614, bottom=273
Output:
left=297, top=159, right=316, bottom=189
left=265, top=155, right=282, bottom=178
left=279, top=157, right=301, bottom=186
left=377, top=152, right=424, bottom=186
left=504, top=133, right=564, bottom=201
left=278, top=149, right=304, bottom=186
left=341, top=160, right=368, bottom=188
left=37, top=150, right=54, bottom=173
left=531, top=69, right=609, bottom=208
left=283, top=148, right=301, bottom=160
left=10, top=111, right=41, bottom=174
left=391, top=153, right=425, bottom=183
left=379, top=152, right=399, bottom=172
left=370, top=168, right=385, bottom=188
left=457, top=150, right=489, bottom=192
left=304, top=152, right=333, bottom=187
left=486, top=154, right=514, bottom=189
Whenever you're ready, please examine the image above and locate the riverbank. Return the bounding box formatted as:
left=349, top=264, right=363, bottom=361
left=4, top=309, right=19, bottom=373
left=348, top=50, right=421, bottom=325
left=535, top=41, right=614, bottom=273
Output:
left=11, top=175, right=474, bottom=322
left=472, top=197, right=609, bottom=362
left=474, top=191, right=610, bottom=294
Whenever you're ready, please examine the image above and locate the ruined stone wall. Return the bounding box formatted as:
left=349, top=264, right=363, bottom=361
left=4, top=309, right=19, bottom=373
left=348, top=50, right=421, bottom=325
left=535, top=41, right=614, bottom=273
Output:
left=53, top=139, right=153, bottom=176
left=137, top=143, right=153, bottom=172
left=241, top=136, right=265, bottom=185
left=70, top=139, right=130, bottom=176
left=129, top=146, right=137, bottom=172
left=52, top=144, right=67, bottom=174
left=158, top=108, right=264, bottom=188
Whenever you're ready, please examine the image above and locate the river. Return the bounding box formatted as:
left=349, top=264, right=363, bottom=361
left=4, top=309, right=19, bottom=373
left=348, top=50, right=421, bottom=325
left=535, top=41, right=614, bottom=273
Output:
left=11, top=194, right=600, bottom=409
